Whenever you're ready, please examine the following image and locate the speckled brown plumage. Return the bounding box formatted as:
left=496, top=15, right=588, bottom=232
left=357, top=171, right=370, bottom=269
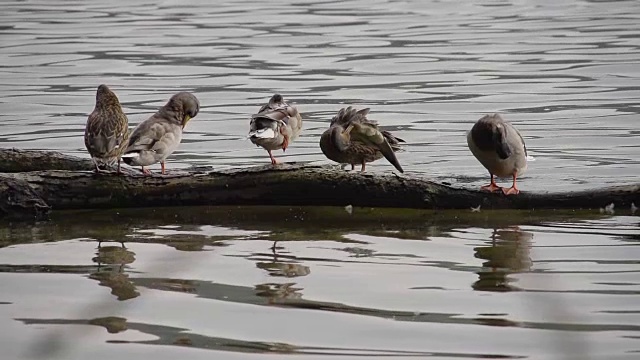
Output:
left=84, top=84, right=129, bottom=173
left=122, top=92, right=200, bottom=175
left=319, top=106, right=404, bottom=173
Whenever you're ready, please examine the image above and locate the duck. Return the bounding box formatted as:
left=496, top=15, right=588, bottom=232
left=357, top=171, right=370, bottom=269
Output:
left=248, top=94, right=303, bottom=165
left=467, top=113, right=527, bottom=195
left=319, top=106, right=404, bottom=173
left=121, top=92, right=199, bottom=175
left=84, top=84, right=129, bottom=173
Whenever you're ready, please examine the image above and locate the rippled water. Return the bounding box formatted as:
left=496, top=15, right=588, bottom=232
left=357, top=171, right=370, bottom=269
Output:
left=1, top=1, right=640, bottom=359
left=0, top=207, right=639, bottom=359
left=1, top=0, right=639, bottom=190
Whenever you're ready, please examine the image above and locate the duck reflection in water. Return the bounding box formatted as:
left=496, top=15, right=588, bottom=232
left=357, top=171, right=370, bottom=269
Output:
left=256, top=259, right=311, bottom=278
left=472, top=227, right=532, bottom=292
left=88, top=316, right=128, bottom=334
left=89, top=241, right=140, bottom=301
left=255, top=252, right=310, bottom=304
left=255, top=283, right=304, bottom=304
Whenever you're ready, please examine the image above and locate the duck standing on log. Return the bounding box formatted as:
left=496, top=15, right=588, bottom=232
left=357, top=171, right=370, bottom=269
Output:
left=319, top=107, right=404, bottom=173
left=121, top=92, right=199, bottom=175
left=84, top=84, right=129, bottom=174
left=248, top=94, right=303, bottom=165
left=467, top=113, right=528, bottom=195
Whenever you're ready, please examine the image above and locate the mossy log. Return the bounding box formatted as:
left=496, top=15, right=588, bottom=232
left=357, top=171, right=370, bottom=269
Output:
left=1, top=148, right=638, bottom=220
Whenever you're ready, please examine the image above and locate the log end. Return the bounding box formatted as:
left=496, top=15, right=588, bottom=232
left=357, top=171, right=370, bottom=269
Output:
left=0, top=177, right=50, bottom=220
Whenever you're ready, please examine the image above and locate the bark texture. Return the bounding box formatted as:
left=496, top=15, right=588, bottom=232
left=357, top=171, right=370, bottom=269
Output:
left=0, top=148, right=95, bottom=172
left=1, top=148, right=638, bottom=220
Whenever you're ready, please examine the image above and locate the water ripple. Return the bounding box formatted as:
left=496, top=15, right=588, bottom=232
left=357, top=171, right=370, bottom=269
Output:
left=1, top=0, right=639, bottom=191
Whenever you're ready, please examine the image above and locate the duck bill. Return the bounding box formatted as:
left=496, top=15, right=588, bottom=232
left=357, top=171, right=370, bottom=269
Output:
left=342, top=124, right=354, bottom=135
left=182, top=115, right=191, bottom=129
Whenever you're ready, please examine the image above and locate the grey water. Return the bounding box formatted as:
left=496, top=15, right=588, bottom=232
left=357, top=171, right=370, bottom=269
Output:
left=0, top=0, right=639, bottom=359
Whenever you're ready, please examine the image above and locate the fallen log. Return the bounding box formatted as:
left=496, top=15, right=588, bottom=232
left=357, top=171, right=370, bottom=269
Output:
left=0, top=148, right=94, bottom=173
left=0, top=148, right=638, bottom=219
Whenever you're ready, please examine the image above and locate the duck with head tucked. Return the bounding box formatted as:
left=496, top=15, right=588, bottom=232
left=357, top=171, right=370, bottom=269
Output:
left=467, top=113, right=527, bottom=195
left=121, top=92, right=199, bottom=175
left=320, top=107, right=404, bottom=173
left=248, top=94, right=303, bottom=165
left=84, top=84, right=129, bottom=174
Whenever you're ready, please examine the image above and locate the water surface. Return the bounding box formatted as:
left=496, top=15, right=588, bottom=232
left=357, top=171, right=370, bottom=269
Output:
left=1, top=0, right=639, bottom=190
left=0, top=207, right=639, bottom=359
left=1, top=1, right=640, bottom=359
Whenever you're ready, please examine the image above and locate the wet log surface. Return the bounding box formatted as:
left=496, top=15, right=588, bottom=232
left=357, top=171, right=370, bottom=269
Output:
left=1, top=148, right=638, bottom=220
left=0, top=148, right=95, bottom=172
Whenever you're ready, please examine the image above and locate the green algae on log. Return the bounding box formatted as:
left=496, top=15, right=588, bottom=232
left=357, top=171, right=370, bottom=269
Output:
left=0, top=148, right=639, bottom=219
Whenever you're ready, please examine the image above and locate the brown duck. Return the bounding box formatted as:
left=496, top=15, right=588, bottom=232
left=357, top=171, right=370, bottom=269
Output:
left=319, top=107, right=404, bottom=173
left=84, top=84, right=129, bottom=173
left=467, top=113, right=528, bottom=195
